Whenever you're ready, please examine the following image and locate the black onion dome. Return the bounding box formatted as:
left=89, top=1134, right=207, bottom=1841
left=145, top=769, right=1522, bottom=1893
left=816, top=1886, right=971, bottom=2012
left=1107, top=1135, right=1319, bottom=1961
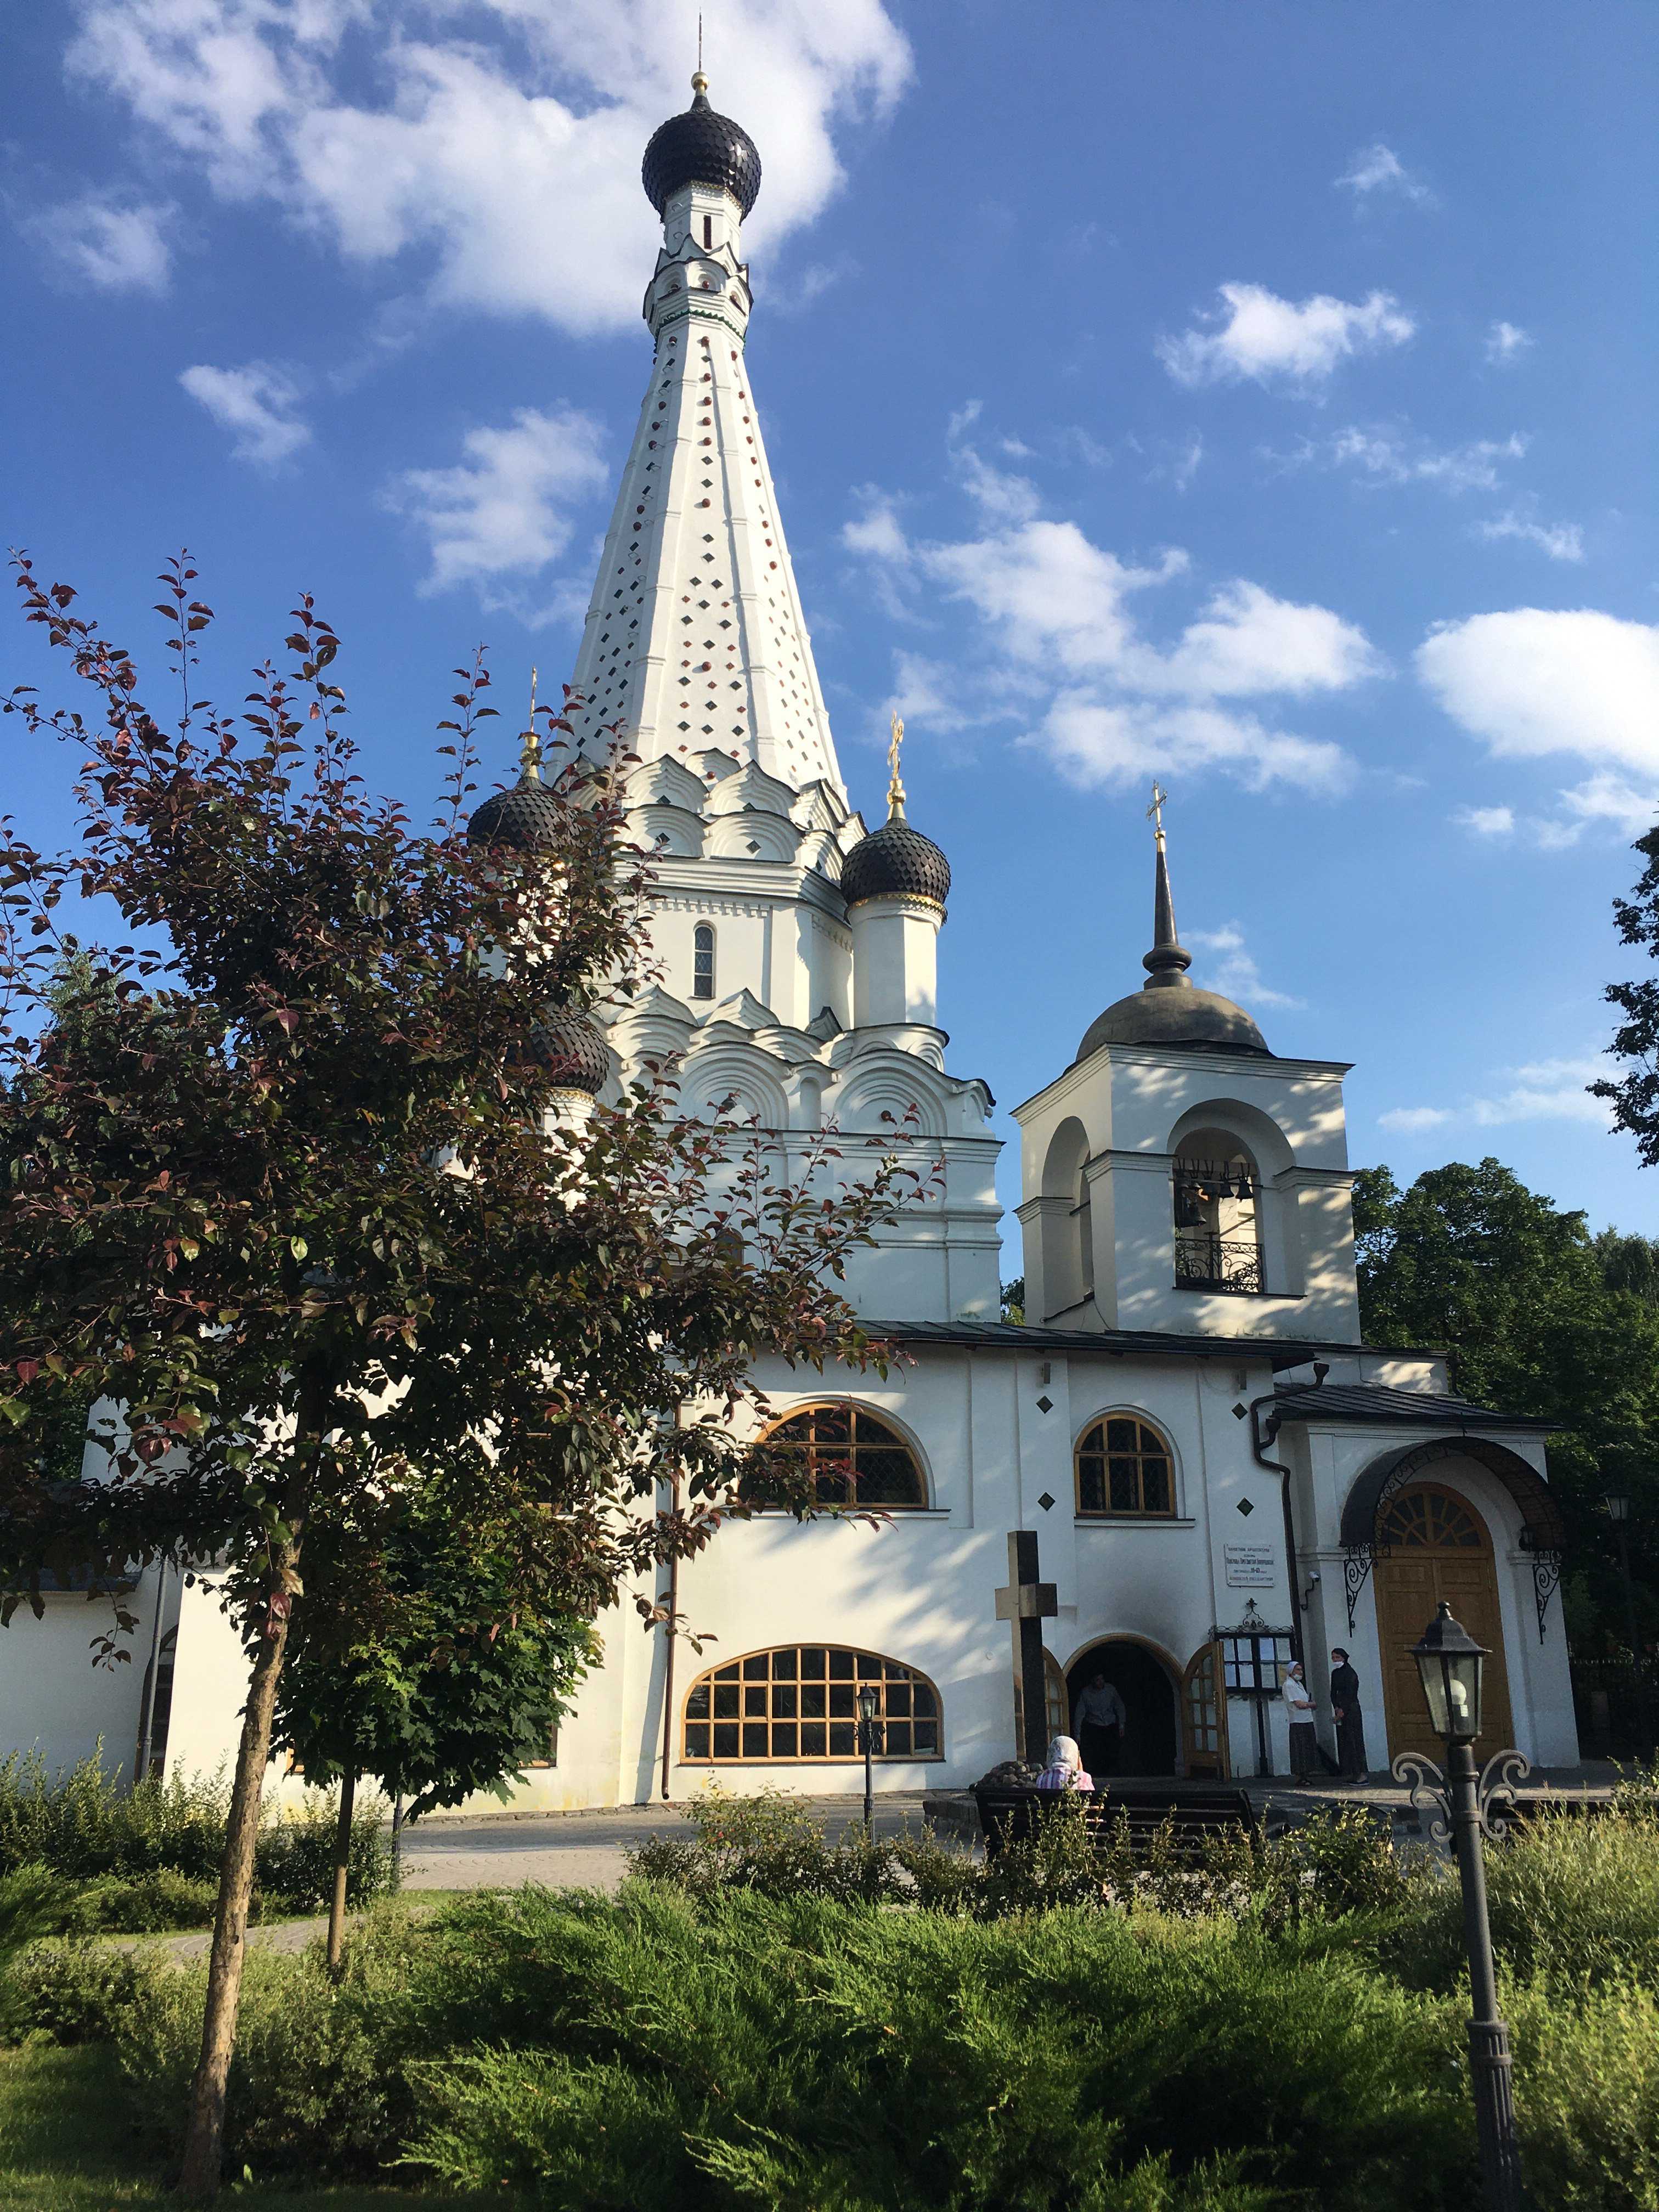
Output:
left=840, top=818, right=952, bottom=909
left=466, top=777, right=563, bottom=853
left=642, top=78, right=761, bottom=218
left=521, top=1007, right=610, bottom=1096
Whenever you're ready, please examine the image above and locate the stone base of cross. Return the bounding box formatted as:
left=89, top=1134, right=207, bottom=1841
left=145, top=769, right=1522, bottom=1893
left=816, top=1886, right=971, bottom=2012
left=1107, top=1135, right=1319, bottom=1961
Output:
left=995, top=1529, right=1059, bottom=1765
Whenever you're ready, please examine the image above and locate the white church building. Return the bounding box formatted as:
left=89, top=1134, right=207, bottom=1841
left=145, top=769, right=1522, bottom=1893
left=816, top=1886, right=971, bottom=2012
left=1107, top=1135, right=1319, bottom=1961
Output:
left=2, top=75, right=1578, bottom=1805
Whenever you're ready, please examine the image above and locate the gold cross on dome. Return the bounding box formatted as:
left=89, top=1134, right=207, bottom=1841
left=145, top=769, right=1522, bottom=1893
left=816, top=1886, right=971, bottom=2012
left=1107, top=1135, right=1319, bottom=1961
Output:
left=520, top=664, right=543, bottom=782
left=1147, top=781, right=1167, bottom=842
left=887, top=709, right=907, bottom=821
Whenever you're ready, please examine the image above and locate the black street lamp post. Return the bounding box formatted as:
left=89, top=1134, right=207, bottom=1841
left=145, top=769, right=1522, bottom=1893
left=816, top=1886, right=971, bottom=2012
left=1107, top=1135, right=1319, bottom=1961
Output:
left=857, top=1683, right=880, bottom=1833
left=1603, top=1492, right=1652, bottom=1759
left=1393, top=1601, right=1527, bottom=2212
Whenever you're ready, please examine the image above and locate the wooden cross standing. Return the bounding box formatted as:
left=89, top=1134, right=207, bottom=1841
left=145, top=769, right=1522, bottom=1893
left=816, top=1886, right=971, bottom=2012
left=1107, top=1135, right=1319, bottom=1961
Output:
left=995, top=1530, right=1059, bottom=1764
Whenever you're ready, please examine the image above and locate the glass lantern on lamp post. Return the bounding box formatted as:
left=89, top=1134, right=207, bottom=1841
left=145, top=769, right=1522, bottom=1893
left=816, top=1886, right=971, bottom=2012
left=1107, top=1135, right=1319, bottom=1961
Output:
left=857, top=1683, right=881, bottom=1832
left=1392, top=1601, right=1528, bottom=2212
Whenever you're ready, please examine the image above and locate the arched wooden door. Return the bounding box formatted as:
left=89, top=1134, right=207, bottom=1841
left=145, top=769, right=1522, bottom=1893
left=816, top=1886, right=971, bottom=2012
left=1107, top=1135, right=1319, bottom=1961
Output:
left=1374, top=1484, right=1515, bottom=1763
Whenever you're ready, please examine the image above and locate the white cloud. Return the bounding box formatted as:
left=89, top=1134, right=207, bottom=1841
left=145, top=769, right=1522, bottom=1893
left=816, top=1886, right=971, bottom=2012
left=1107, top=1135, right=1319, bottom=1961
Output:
left=1186, top=923, right=1304, bottom=1008
left=1383, top=1059, right=1611, bottom=1136
left=1486, top=320, right=1533, bottom=364
left=1417, top=608, right=1659, bottom=782
left=1276, top=425, right=1527, bottom=494
left=1335, top=143, right=1432, bottom=206
left=24, top=191, right=173, bottom=292
left=1139, top=580, right=1379, bottom=699
left=1158, top=283, right=1415, bottom=391
left=1458, top=805, right=1515, bottom=838
left=64, top=0, right=911, bottom=334
left=179, top=361, right=309, bottom=465
left=848, top=439, right=1374, bottom=794
left=1475, top=510, right=1584, bottom=563
left=384, top=405, right=608, bottom=614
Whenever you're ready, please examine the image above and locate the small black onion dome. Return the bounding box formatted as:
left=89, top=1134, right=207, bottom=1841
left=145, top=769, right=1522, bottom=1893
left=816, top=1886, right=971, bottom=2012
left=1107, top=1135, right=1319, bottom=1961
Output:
left=466, top=776, right=563, bottom=853
left=519, top=1007, right=610, bottom=1096
left=642, top=76, right=761, bottom=218
left=840, top=818, right=952, bottom=909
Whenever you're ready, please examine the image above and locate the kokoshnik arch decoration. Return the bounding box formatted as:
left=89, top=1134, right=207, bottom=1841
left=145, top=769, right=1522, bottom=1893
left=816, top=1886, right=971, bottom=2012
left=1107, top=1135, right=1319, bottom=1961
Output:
left=1339, top=1437, right=1568, bottom=1642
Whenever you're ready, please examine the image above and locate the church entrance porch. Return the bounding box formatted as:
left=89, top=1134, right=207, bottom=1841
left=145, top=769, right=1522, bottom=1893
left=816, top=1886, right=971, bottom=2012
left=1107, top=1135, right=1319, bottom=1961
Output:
left=1065, top=1640, right=1178, bottom=1778
left=1374, top=1484, right=1515, bottom=1765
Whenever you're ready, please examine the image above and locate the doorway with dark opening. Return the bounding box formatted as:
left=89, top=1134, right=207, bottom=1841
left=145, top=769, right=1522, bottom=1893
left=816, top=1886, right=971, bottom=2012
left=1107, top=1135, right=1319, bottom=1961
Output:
left=1065, top=1639, right=1178, bottom=1778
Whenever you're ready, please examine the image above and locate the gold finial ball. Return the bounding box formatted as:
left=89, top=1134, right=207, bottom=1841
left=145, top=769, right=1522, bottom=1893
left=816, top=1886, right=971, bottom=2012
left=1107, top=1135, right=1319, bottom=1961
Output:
left=691, top=70, right=708, bottom=94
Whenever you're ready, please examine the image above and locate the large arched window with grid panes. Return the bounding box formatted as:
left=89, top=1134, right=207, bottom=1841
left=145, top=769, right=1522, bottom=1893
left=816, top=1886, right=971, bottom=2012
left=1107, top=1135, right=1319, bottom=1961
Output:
left=746, top=1403, right=927, bottom=1510
left=681, top=1645, right=942, bottom=1764
left=1075, top=1414, right=1176, bottom=1519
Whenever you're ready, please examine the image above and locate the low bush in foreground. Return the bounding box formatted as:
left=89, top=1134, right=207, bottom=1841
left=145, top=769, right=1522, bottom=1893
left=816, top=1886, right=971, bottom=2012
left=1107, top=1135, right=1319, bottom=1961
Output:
left=4, top=1791, right=1657, bottom=2209
left=0, top=1751, right=393, bottom=1918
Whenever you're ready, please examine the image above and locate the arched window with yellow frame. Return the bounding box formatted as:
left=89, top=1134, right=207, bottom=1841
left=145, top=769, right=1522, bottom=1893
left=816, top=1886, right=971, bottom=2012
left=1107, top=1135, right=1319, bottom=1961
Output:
left=746, top=1403, right=927, bottom=1510
left=1075, top=1414, right=1176, bottom=1519
left=682, top=1645, right=943, bottom=1764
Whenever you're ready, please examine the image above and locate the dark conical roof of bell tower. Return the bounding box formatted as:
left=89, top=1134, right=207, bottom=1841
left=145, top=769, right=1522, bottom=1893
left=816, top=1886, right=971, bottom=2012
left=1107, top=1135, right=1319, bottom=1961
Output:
left=642, top=74, right=762, bottom=217
left=1074, top=799, right=1271, bottom=1062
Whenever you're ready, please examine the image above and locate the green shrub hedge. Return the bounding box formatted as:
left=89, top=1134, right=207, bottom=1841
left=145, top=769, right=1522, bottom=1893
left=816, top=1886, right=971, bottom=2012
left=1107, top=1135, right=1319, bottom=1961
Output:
left=0, top=1751, right=393, bottom=1921
left=4, top=1790, right=1657, bottom=2209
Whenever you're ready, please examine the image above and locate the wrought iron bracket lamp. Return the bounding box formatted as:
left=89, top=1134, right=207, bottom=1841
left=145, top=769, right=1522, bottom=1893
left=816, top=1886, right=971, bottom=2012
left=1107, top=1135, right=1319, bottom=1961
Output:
left=1391, top=1600, right=1527, bottom=2212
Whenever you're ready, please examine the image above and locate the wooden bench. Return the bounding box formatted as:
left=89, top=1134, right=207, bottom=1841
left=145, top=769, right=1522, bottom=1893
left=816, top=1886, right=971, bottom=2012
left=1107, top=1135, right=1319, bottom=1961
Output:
left=972, top=1783, right=1257, bottom=1865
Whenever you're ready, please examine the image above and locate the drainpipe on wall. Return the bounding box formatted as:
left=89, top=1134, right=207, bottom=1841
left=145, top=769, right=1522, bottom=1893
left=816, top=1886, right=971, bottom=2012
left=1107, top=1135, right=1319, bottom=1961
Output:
left=132, top=1556, right=173, bottom=1789
left=658, top=1402, right=683, bottom=1803
left=1248, top=1361, right=1328, bottom=1669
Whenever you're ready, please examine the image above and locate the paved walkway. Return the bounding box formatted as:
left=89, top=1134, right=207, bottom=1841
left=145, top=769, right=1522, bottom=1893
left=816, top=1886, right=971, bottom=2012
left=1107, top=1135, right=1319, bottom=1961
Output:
left=399, top=1791, right=938, bottom=1895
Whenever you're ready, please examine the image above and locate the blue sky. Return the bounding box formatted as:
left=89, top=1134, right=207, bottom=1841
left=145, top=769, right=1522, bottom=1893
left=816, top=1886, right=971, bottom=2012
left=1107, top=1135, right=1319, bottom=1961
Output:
left=5, top=1, right=1658, bottom=1237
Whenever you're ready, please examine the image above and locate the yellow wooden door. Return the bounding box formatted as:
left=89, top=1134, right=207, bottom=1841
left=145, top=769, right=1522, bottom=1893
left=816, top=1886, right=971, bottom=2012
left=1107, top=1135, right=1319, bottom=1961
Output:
left=1374, top=1484, right=1514, bottom=1764
left=1181, top=1640, right=1229, bottom=1778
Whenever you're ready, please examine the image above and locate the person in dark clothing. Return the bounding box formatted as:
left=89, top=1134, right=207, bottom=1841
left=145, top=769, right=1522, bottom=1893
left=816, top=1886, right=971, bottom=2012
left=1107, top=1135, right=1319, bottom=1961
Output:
left=1074, top=1672, right=1127, bottom=1779
left=1330, top=1647, right=1368, bottom=1779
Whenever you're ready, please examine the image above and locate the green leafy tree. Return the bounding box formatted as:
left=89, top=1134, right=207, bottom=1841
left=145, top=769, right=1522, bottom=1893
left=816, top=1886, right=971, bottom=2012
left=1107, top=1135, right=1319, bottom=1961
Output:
left=1593, top=823, right=1659, bottom=1161
left=0, top=555, right=911, bottom=2197
left=1353, top=1158, right=1659, bottom=1647
left=264, top=1486, right=597, bottom=1966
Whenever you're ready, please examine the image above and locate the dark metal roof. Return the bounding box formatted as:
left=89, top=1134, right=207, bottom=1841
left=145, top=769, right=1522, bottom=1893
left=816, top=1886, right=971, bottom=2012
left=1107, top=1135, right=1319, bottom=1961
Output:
left=1076, top=983, right=1271, bottom=1062
left=859, top=1318, right=1368, bottom=1373
left=466, top=777, right=565, bottom=853
left=1338, top=1435, right=1567, bottom=1554
left=1274, top=1382, right=1553, bottom=1434
left=840, top=818, right=951, bottom=909
left=521, top=1007, right=610, bottom=1096
left=642, top=84, right=761, bottom=217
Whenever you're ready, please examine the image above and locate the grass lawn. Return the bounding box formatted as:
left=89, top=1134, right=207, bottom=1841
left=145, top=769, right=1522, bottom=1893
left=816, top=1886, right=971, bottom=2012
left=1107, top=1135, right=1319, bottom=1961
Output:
left=0, top=2046, right=510, bottom=2211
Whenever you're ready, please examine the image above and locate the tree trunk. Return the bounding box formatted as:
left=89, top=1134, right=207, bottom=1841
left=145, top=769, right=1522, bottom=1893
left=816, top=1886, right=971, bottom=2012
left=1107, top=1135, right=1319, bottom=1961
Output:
left=176, top=1536, right=296, bottom=2203
left=326, top=1767, right=356, bottom=1973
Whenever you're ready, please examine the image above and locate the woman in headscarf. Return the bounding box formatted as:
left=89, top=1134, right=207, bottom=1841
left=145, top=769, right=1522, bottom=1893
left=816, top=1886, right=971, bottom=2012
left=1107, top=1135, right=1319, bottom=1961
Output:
left=1033, top=1734, right=1093, bottom=1791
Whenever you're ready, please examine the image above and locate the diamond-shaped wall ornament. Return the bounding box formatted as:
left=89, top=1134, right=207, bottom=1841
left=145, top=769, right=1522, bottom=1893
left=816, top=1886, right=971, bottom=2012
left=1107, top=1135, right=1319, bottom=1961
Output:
left=1036, top=1395, right=1053, bottom=1414
left=1232, top=1402, right=1250, bottom=1421
left=1037, top=1492, right=1056, bottom=1514
left=1236, top=1498, right=1256, bottom=1518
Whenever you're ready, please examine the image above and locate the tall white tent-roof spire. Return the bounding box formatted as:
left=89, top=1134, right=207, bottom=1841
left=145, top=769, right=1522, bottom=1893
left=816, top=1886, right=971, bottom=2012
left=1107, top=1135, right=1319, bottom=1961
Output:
left=561, top=73, right=845, bottom=803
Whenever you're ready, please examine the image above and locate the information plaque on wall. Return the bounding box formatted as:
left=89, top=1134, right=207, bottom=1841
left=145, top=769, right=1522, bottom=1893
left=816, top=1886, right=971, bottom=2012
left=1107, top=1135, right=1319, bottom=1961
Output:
left=1223, top=1543, right=1277, bottom=1589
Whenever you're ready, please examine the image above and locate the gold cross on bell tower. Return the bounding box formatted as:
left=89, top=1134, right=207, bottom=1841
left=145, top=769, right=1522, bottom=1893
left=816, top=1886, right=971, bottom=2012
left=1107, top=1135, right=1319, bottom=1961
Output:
left=887, top=710, right=907, bottom=822
left=1146, top=781, right=1167, bottom=847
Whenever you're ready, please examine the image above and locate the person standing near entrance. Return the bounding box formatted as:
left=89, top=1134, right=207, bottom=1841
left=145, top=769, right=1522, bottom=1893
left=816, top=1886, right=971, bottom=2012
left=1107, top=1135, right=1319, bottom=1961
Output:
left=1329, top=1647, right=1368, bottom=1780
left=1074, top=1671, right=1128, bottom=1778
left=1282, top=1660, right=1318, bottom=1781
